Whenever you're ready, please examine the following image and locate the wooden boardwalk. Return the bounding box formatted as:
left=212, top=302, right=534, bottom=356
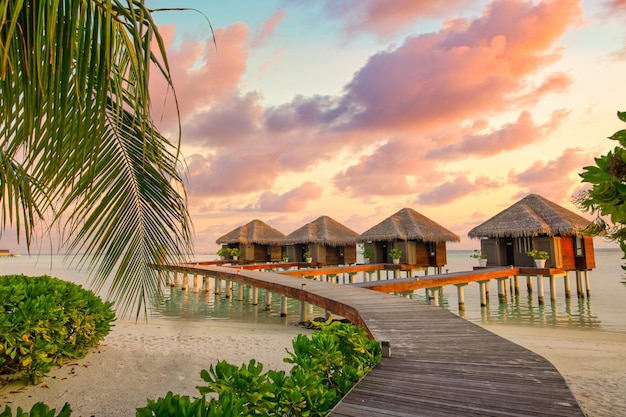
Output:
left=164, top=264, right=584, bottom=416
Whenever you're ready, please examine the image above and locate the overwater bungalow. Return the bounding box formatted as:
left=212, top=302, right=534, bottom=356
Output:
left=216, top=219, right=285, bottom=262
left=468, top=194, right=596, bottom=270
left=283, top=215, right=360, bottom=265
left=358, top=208, right=460, bottom=270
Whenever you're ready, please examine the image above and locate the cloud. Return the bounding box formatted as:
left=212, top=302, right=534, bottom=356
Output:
left=322, top=0, right=474, bottom=38
left=508, top=147, right=590, bottom=201
left=242, top=182, right=323, bottom=212
left=416, top=176, right=502, bottom=205
left=251, top=10, right=287, bottom=47
left=427, top=109, right=570, bottom=159
left=339, top=0, right=582, bottom=132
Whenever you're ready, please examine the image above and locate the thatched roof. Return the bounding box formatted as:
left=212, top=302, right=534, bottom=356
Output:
left=283, top=215, right=360, bottom=246
left=216, top=219, right=285, bottom=245
left=358, top=208, right=460, bottom=243
left=468, top=194, right=591, bottom=239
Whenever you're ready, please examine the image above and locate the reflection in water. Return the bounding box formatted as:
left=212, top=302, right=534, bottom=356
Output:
left=150, top=281, right=326, bottom=326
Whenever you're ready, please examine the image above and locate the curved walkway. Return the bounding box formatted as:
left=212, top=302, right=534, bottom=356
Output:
left=166, top=264, right=584, bottom=416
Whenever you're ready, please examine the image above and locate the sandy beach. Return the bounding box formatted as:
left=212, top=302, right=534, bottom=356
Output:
left=0, top=319, right=313, bottom=416
left=1, top=319, right=625, bottom=417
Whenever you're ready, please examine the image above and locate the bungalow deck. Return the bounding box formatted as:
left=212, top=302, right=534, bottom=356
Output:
left=164, top=263, right=584, bottom=416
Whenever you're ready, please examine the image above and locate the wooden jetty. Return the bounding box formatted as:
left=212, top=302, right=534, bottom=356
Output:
left=161, top=263, right=584, bottom=416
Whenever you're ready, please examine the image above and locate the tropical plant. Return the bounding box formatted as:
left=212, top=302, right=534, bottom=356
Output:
left=228, top=248, right=241, bottom=258
left=470, top=249, right=487, bottom=259
left=526, top=250, right=549, bottom=260
left=216, top=248, right=229, bottom=258
left=303, top=251, right=311, bottom=259
left=361, top=244, right=373, bottom=260
left=0, top=0, right=195, bottom=317
left=389, top=247, right=402, bottom=260
left=577, top=110, right=626, bottom=272
left=0, top=275, right=115, bottom=384
left=282, top=252, right=289, bottom=262
left=0, top=402, right=72, bottom=417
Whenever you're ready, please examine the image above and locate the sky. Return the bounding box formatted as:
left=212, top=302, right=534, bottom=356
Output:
left=4, top=0, right=626, bottom=254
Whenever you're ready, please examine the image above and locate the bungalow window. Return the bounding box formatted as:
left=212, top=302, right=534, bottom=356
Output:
left=575, top=235, right=584, bottom=256
left=515, top=237, right=532, bottom=253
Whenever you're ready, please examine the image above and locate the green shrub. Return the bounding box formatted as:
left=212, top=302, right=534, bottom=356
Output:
left=0, top=402, right=72, bottom=417
left=141, top=320, right=381, bottom=417
left=0, top=275, right=116, bottom=384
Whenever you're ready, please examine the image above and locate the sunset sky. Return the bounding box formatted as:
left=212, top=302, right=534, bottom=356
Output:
left=5, top=0, right=626, bottom=254
left=150, top=0, right=626, bottom=253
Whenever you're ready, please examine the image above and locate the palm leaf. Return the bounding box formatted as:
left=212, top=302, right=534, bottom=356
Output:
left=0, top=0, right=193, bottom=317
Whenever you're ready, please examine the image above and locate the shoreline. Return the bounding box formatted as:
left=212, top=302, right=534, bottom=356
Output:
left=1, top=319, right=625, bottom=417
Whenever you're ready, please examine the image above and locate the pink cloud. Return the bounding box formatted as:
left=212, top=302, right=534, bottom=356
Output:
left=251, top=10, right=287, bottom=47
left=243, top=182, right=323, bottom=212
left=150, top=23, right=250, bottom=129
left=322, top=0, right=474, bottom=38
left=508, top=147, right=590, bottom=201
left=340, top=0, right=582, bottom=132
left=427, top=109, right=570, bottom=159
left=416, top=176, right=502, bottom=205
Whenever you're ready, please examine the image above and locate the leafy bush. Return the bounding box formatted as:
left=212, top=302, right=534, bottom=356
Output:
left=140, top=321, right=381, bottom=417
left=0, top=402, right=72, bottom=417
left=0, top=275, right=115, bottom=384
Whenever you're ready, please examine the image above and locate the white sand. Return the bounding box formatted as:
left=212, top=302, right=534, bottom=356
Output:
left=0, top=318, right=312, bottom=416
left=480, top=324, right=626, bottom=417
left=2, top=319, right=625, bottom=417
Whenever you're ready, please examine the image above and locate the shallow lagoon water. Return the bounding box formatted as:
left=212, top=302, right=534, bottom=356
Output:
left=1, top=249, right=625, bottom=333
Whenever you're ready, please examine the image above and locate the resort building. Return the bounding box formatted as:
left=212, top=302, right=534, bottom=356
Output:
left=216, top=219, right=285, bottom=262
left=283, top=215, right=360, bottom=265
left=358, top=207, right=460, bottom=271
left=468, top=194, right=596, bottom=270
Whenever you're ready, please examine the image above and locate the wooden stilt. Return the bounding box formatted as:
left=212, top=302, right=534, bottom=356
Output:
left=204, top=276, right=211, bottom=292
left=536, top=274, right=544, bottom=305
left=238, top=283, right=244, bottom=301
left=479, top=280, right=489, bottom=307
left=496, top=278, right=507, bottom=303
left=576, top=270, right=584, bottom=298
left=193, top=274, right=199, bottom=292
left=214, top=278, right=221, bottom=295
left=226, top=280, right=233, bottom=298
left=455, top=284, right=467, bottom=311
left=563, top=272, right=571, bottom=298
left=430, top=288, right=440, bottom=306
left=299, top=300, right=307, bottom=323
left=265, top=291, right=272, bottom=310
left=585, top=270, right=591, bottom=297
left=280, top=295, right=287, bottom=317
left=182, top=273, right=189, bottom=290
left=514, top=275, right=520, bottom=295
left=526, top=276, right=532, bottom=293
left=171, top=272, right=178, bottom=287
left=549, top=275, right=557, bottom=301
left=252, top=287, right=259, bottom=305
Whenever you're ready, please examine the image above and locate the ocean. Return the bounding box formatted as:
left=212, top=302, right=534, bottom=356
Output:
left=1, top=249, right=625, bottom=334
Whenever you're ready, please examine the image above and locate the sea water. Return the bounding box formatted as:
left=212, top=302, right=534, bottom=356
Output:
left=1, top=249, right=625, bottom=333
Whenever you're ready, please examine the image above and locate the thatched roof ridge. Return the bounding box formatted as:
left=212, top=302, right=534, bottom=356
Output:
left=467, top=194, right=591, bottom=239
left=283, top=215, right=360, bottom=246
left=358, top=208, right=460, bottom=243
left=216, top=219, right=285, bottom=245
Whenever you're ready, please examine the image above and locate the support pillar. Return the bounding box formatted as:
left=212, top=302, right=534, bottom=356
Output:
left=455, top=283, right=467, bottom=311
left=238, top=283, right=244, bottom=301
left=576, top=270, right=584, bottom=298
left=280, top=295, right=287, bottom=317
left=265, top=291, right=272, bottom=309
left=193, top=274, right=200, bottom=292
left=214, top=278, right=221, bottom=295
left=430, top=288, right=440, bottom=306
left=536, top=274, right=545, bottom=305
left=226, top=280, right=233, bottom=298
left=252, top=287, right=259, bottom=305
left=526, top=276, right=532, bottom=293
left=496, top=278, right=507, bottom=303
left=479, top=280, right=488, bottom=307
left=563, top=273, right=571, bottom=298
left=585, top=270, right=591, bottom=297
left=549, top=275, right=557, bottom=302
left=299, top=300, right=307, bottom=323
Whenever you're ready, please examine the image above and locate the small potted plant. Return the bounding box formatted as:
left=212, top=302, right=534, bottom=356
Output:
left=526, top=249, right=549, bottom=268
left=470, top=249, right=488, bottom=267
left=216, top=247, right=229, bottom=260
left=282, top=252, right=289, bottom=262
left=389, top=247, right=402, bottom=264
left=228, top=247, right=241, bottom=261
left=362, top=244, right=374, bottom=264
left=303, top=251, right=312, bottom=263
